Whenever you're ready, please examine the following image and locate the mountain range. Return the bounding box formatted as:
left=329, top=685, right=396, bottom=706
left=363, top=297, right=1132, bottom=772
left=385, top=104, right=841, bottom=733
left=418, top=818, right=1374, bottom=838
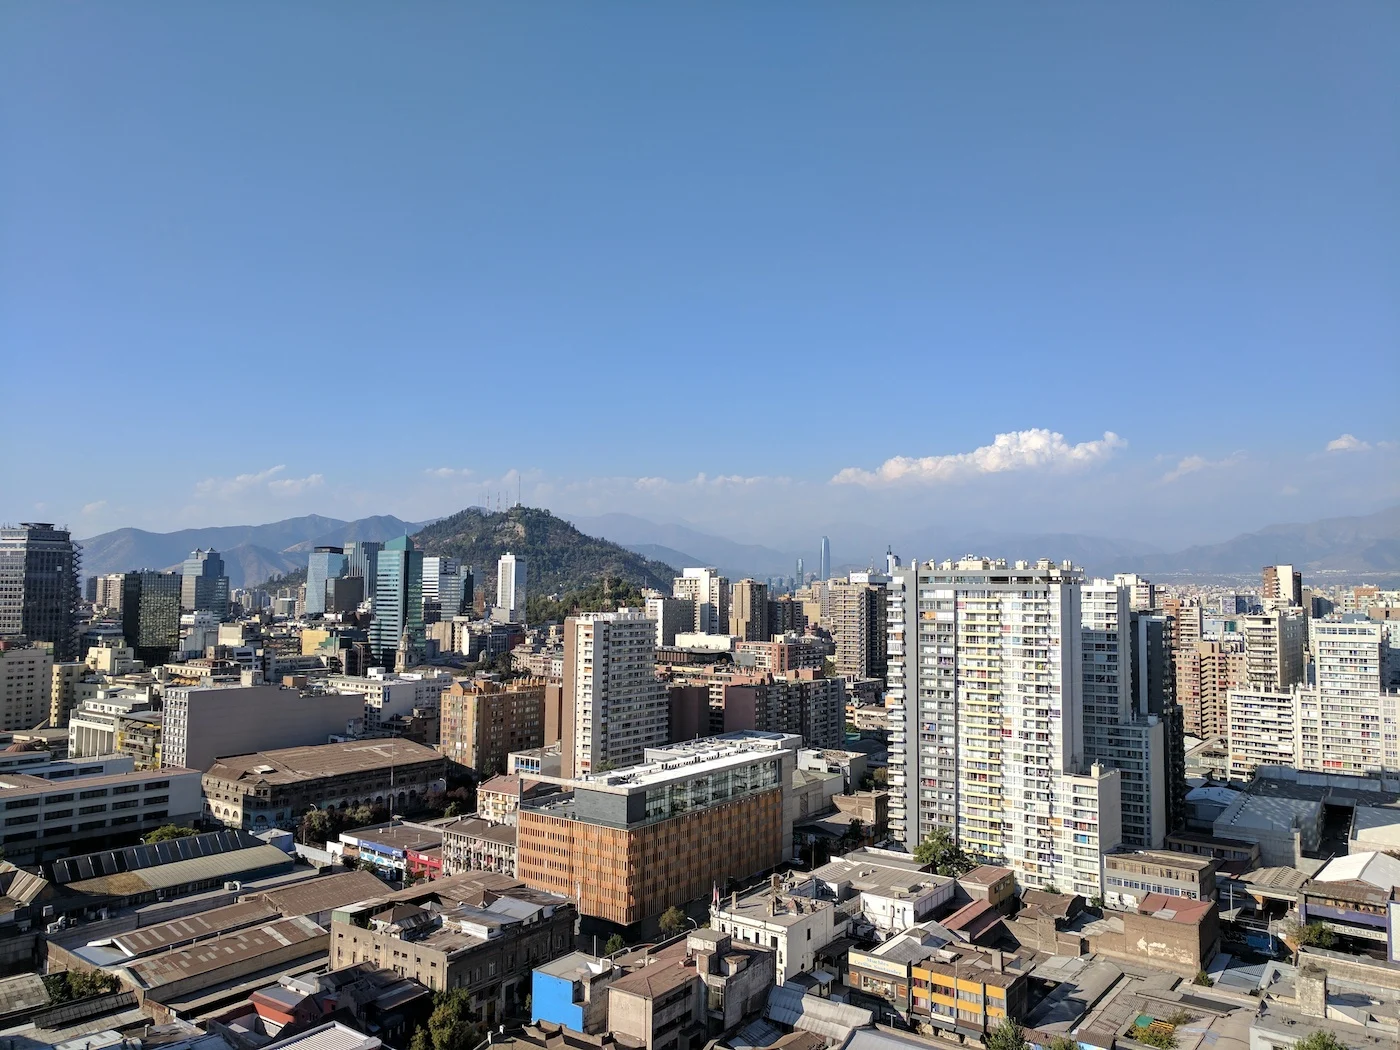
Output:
left=77, top=503, right=1400, bottom=590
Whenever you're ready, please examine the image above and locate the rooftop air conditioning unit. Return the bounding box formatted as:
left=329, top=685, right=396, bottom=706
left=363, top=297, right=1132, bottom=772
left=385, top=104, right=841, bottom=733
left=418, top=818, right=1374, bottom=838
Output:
left=224, top=881, right=242, bottom=891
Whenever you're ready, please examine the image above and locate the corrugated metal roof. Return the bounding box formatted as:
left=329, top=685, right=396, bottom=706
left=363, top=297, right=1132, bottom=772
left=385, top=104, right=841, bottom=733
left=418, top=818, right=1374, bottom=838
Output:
left=68, top=843, right=293, bottom=895
left=765, top=984, right=872, bottom=1040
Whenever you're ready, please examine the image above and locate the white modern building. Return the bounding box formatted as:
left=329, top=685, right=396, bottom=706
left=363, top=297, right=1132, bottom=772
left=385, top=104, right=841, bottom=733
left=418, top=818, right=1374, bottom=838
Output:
left=496, top=553, right=526, bottom=622
left=1310, top=619, right=1386, bottom=700
left=673, top=567, right=729, bottom=635
left=423, top=557, right=470, bottom=620
left=327, top=668, right=453, bottom=732
left=643, top=594, right=693, bottom=648
left=710, top=876, right=848, bottom=984
left=886, top=557, right=1124, bottom=895
left=562, top=608, right=666, bottom=776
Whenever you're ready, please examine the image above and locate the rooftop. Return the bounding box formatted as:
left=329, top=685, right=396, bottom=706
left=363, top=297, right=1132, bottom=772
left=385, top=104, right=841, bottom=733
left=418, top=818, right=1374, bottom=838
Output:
left=110, top=900, right=281, bottom=959
left=714, top=878, right=839, bottom=928
left=608, top=941, right=703, bottom=1000
left=1313, top=851, right=1400, bottom=889
left=0, top=765, right=197, bottom=798
left=345, top=823, right=444, bottom=853
left=958, top=864, right=1013, bottom=887
left=439, top=817, right=517, bottom=847
left=124, top=915, right=327, bottom=991
left=256, top=871, right=387, bottom=917
left=535, top=950, right=611, bottom=983
left=563, top=731, right=798, bottom=794
left=204, top=740, right=444, bottom=785
left=1136, top=892, right=1216, bottom=925
left=62, top=843, right=294, bottom=899
left=810, top=854, right=950, bottom=901
left=1106, top=849, right=1218, bottom=872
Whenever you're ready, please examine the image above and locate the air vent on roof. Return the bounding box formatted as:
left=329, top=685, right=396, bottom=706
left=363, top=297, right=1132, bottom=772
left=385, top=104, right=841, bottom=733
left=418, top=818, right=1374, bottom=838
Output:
left=251, top=765, right=275, bottom=774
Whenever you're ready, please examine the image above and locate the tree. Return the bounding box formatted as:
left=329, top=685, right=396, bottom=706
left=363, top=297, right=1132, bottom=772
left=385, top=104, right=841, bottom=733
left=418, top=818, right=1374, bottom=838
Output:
left=1048, top=1036, right=1078, bottom=1050
left=985, top=1019, right=1027, bottom=1050
left=298, top=808, right=337, bottom=846
left=659, top=906, right=687, bottom=937
left=41, top=971, right=120, bottom=1005
left=1284, top=920, right=1337, bottom=949
left=604, top=933, right=627, bottom=955
left=1193, top=970, right=1213, bottom=986
left=1295, top=1032, right=1346, bottom=1050
left=424, top=989, right=476, bottom=1050
left=408, top=1029, right=431, bottom=1050
left=1134, top=1026, right=1177, bottom=1050
left=913, top=827, right=975, bottom=877
left=142, top=824, right=196, bottom=844
left=843, top=818, right=866, bottom=848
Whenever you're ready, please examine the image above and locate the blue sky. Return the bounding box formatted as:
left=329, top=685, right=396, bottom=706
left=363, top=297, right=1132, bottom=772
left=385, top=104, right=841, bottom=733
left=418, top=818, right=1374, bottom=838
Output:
left=3, top=3, right=1396, bottom=549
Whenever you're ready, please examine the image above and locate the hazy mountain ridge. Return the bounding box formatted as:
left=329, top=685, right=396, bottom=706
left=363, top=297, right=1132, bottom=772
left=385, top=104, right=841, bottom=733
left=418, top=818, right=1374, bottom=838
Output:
left=78, top=514, right=422, bottom=586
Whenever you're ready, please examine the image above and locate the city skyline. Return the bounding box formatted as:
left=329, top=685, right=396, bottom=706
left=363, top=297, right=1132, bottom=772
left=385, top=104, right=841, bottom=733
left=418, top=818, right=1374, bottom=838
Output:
left=3, top=5, right=1396, bottom=545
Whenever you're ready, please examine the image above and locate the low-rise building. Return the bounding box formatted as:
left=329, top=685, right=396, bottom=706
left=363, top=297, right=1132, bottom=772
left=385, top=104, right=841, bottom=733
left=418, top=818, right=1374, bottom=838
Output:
left=1102, top=850, right=1218, bottom=911
left=0, top=763, right=201, bottom=866
left=956, top=866, right=1016, bottom=912
left=441, top=816, right=518, bottom=876
left=607, top=930, right=775, bottom=1050
left=710, top=873, right=849, bottom=984
left=910, top=944, right=1033, bottom=1035
left=809, top=849, right=955, bottom=935
left=337, top=820, right=446, bottom=879
left=202, top=739, right=446, bottom=832
left=329, top=873, right=576, bottom=1025
left=479, top=774, right=558, bottom=825
left=531, top=951, right=616, bottom=1035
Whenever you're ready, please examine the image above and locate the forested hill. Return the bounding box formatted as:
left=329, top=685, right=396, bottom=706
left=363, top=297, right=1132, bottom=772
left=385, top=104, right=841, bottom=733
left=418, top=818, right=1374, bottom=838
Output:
left=413, top=506, right=678, bottom=603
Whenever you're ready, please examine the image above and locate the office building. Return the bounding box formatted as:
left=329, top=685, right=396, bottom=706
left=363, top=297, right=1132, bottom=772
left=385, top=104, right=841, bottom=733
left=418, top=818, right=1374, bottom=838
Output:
left=345, top=540, right=383, bottom=598
left=1226, top=689, right=1298, bottom=777
left=886, top=557, right=1124, bottom=895
left=561, top=608, right=665, bottom=777
left=325, top=575, right=365, bottom=614
left=642, top=594, right=691, bottom=648
left=330, top=874, right=576, bottom=1022
left=0, top=762, right=202, bottom=866
left=423, top=556, right=471, bottom=623
left=827, top=575, right=888, bottom=680
left=0, top=523, right=81, bottom=661
left=517, top=732, right=798, bottom=927
left=179, top=548, right=229, bottom=618
left=819, top=536, right=831, bottom=582
left=329, top=668, right=452, bottom=733
left=369, top=536, right=424, bottom=665
left=1177, top=641, right=1248, bottom=738
left=0, top=638, right=53, bottom=732
left=497, top=552, right=526, bottom=622
left=203, top=739, right=446, bottom=831
left=1102, top=850, right=1217, bottom=912
left=728, top=579, right=769, bottom=642
left=673, top=567, right=729, bottom=635
left=1242, top=609, right=1306, bottom=692
left=439, top=678, right=547, bottom=777
left=121, top=570, right=183, bottom=665
left=1262, top=564, right=1303, bottom=609
left=161, top=683, right=365, bottom=771
left=305, top=547, right=347, bottom=616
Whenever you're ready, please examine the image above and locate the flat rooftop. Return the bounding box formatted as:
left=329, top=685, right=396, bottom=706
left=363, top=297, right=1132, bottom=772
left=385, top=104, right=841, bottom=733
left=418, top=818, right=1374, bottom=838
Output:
left=111, top=900, right=280, bottom=959
left=535, top=950, right=610, bottom=983
left=1106, top=849, right=1217, bottom=872
left=717, top=880, right=839, bottom=928
left=204, top=740, right=443, bottom=785
left=565, top=731, right=797, bottom=794
left=0, top=766, right=197, bottom=797
left=810, top=854, right=951, bottom=900
left=255, top=870, right=386, bottom=918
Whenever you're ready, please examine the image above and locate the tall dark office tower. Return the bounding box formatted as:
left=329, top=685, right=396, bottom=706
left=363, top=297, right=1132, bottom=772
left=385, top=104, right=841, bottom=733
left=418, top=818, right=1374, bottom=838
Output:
left=180, top=548, right=230, bottom=618
left=819, top=536, right=831, bottom=581
left=0, top=523, right=81, bottom=661
left=121, top=570, right=182, bottom=665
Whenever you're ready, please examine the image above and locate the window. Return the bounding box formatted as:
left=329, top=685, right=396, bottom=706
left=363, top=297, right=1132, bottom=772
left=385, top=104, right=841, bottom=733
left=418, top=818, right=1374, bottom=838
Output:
left=144, top=795, right=168, bottom=806
left=79, top=789, right=108, bottom=800
left=111, top=815, right=139, bottom=826
left=145, top=781, right=169, bottom=790
left=113, top=784, right=141, bottom=795
left=78, top=804, right=106, bottom=815
left=4, top=799, right=38, bottom=811
left=4, top=815, right=38, bottom=827
left=43, top=793, right=74, bottom=804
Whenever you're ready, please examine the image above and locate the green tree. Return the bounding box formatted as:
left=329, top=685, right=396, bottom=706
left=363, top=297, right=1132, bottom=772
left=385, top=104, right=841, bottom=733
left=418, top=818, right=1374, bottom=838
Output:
left=142, top=824, right=196, bottom=844
left=1134, top=1026, right=1177, bottom=1050
left=42, top=971, right=120, bottom=1005
left=1285, top=920, right=1337, bottom=949
left=659, top=905, right=687, bottom=937
left=914, top=827, right=974, bottom=876
left=424, top=989, right=476, bottom=1050
left=408, top=1029, right=431, bottom=1050
left=1193, top=970, right=1213, bottom=986
left=843, top=818, right=866, bottom=847
left=603, top=933, right=627, bottom=955
left=1294, top=1032, right=1346, bottom=1050
left=985, top=1019, right=1028, bottom=1050
left=298, top=808, right=337, bottom=845
left=1048, top=1036, right=1078, bottom=1050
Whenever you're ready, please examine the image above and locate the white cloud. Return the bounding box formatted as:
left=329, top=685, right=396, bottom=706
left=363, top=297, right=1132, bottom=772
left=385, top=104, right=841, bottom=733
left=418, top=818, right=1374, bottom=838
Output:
left=194, top=465, right=286, bottom=498
left=425, top=467, right=473, bottom=478
left=81, top=500, right=107, bottom=515
left=1160, top=451, right=1245, bottom=484
left=1326, top=434, right=1371, bottom=453
left=831, top=429, right=1126, bottom=487
left=268, top=473, right=325, bottom=495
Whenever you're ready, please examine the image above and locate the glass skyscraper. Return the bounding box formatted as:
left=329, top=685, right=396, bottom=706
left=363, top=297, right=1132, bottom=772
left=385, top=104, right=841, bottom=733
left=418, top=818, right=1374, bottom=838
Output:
left=369, top=535, right=423, bottom=664
left=180, top=548, right=229, bottom=618
left=345, top=540, right=383, bottom=598
left=0, top=523, right=81, bottom=661
left=305, top=546, right=348, bottom=616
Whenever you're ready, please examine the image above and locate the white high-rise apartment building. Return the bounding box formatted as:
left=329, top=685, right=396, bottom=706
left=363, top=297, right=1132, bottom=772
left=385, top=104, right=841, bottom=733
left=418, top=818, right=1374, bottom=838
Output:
left=886, top=557, right=1122, bottom=896
left=562, top=608, right=666, bottom=776
left=496, top=552, right=526, bottom=622
left=1296, top=688, right=1400, bottom=776
left=1112, top=573, right=1156, bottom=612
left=673, top=567, right=729, bottom=635
left=1310, top=619, right=1386, bottom=699
left=1241, top=609, right=1305, bottom=692
left=1081, top=581, right=1169, bottom=849
left=1226, top=689, right=1298, bottom=777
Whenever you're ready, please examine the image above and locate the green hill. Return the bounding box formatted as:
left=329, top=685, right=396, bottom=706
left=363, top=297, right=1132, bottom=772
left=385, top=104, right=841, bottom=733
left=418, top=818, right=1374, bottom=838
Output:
left=413, top=506, right=678, bottom=604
